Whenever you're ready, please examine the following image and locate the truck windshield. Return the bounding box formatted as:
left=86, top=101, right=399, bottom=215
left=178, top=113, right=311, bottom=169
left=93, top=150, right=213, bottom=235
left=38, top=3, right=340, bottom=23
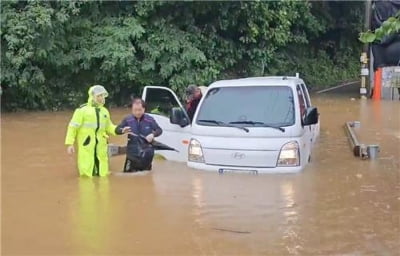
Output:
left=196, top=86, right=295, bottom=128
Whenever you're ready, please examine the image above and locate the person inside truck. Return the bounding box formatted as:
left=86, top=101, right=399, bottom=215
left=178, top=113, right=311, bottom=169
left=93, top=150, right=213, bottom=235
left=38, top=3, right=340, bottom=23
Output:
left=185, top=84, right=203, bottom=122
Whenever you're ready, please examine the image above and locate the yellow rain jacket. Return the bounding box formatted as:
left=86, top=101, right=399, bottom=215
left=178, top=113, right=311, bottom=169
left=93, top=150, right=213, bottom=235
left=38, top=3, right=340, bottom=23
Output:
left=65, top=86, right=117, bottom=177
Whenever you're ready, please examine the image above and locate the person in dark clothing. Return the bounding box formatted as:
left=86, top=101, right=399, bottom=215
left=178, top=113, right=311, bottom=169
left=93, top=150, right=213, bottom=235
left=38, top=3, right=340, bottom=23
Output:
left=115, top=98, right=162, bottom=172
left=185, top=84, right=203, bottom=122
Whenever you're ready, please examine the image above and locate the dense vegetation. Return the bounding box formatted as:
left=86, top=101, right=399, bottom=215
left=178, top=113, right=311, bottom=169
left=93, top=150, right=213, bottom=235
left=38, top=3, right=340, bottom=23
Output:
left=1, top=1, right=363, bottom=111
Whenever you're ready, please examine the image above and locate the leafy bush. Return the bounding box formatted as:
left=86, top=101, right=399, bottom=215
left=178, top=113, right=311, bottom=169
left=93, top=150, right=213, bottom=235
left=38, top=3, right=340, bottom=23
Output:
left=1, top=1, right=363, bottom=111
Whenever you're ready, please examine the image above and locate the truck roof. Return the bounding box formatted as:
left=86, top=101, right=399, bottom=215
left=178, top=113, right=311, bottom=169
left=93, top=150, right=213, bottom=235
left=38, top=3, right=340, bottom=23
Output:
left=208, top=76, right=303, bottom=88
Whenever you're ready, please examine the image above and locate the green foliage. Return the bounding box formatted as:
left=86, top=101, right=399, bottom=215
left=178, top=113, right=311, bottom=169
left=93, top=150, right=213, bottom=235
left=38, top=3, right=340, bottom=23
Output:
left=1, top=1, right=363, bottom=111
left=359, top=12, right=400, bottom=43
left=271, top=49, right=359, bottom=88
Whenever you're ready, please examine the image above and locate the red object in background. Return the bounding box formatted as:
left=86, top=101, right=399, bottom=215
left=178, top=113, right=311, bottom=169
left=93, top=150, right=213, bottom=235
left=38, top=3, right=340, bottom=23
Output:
left=372, top=68, right=382, bottom=100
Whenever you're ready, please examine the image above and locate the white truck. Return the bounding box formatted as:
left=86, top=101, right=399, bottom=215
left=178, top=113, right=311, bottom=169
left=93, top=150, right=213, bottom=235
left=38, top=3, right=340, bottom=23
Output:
left=142, top=76, right=320, bottom=173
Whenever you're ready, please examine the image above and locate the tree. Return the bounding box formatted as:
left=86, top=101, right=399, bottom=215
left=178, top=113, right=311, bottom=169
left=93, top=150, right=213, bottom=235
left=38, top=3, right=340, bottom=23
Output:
left=1, top=0, right=364, bottom=111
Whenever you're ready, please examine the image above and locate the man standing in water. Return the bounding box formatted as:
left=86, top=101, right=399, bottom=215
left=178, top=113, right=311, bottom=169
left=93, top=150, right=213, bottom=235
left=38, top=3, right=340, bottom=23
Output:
left=115, top=98, right=162, bottom=172
left=65, top=85, right=131, bottom=177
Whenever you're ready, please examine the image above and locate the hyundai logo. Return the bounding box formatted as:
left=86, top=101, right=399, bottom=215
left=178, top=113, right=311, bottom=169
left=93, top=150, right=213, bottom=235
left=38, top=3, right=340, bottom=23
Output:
left=232, top=152, right=245, bottom=159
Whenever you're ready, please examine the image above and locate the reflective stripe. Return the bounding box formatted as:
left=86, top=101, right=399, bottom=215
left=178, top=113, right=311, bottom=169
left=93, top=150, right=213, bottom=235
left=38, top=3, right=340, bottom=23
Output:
left=69, top=122, right=81, bottom=128
left=81, top=122, right=106, bottom=129
left=82, top=123, right=97, bottom=128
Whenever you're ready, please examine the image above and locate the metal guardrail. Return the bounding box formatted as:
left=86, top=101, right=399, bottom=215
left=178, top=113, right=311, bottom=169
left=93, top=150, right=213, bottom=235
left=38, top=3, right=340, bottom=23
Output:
left=316, top=81, right=359, bottom=94
left=344, top=121, right=380, bottom=160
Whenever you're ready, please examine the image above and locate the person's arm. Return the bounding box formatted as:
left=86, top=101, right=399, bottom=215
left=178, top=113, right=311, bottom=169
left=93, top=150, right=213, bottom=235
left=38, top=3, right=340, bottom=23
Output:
left=65, top=108, right=83, bottom=154
left=103, top=109, right=119, bottom=136
left=65, top=108, right=83, bottom=146
left=151, top=119, right=162, bottom=137
left=114, top=117, right=129, bottom=135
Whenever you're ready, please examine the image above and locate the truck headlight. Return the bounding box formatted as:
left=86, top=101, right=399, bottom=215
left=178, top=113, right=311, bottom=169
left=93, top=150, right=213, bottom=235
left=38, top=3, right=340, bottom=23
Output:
left=188, top=139, right=204, bottom=163
left=277, top=141, right=300, bottom=166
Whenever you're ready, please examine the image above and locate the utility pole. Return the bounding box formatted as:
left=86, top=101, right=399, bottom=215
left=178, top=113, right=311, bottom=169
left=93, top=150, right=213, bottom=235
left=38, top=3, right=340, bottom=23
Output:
left=360, top=0, right=372, bottom=99
left=364, top=0, right=372, bottom=52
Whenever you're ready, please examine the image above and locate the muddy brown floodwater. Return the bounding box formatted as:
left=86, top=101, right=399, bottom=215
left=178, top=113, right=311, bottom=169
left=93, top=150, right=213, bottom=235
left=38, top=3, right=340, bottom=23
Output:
left=2, top=95, right=400, bottom=255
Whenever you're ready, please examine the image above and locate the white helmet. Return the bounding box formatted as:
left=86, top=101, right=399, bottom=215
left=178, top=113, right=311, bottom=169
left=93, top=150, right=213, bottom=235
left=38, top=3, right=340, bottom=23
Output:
left=91, top=85, right=109, bottom=97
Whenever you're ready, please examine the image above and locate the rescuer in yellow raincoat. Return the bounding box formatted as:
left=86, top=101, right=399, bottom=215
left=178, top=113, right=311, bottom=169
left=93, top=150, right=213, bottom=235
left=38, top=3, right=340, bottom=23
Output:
left=65, top=85, right=131, bottom=177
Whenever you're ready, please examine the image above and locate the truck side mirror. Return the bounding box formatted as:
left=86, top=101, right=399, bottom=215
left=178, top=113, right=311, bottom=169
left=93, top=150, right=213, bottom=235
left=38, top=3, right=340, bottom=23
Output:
left=170, top=107, right=189, bottom=127
left=303, top=107, right=319, bottom=126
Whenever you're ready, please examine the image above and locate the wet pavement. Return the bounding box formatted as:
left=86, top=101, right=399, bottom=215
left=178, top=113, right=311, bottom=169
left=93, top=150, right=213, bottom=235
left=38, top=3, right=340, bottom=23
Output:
left=2, top=95, right=399, bottom=255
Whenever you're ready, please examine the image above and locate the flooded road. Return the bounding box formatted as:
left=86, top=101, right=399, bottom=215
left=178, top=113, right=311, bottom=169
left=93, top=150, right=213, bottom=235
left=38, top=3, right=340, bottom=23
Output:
left=2, top=95, right=400, bottom=255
